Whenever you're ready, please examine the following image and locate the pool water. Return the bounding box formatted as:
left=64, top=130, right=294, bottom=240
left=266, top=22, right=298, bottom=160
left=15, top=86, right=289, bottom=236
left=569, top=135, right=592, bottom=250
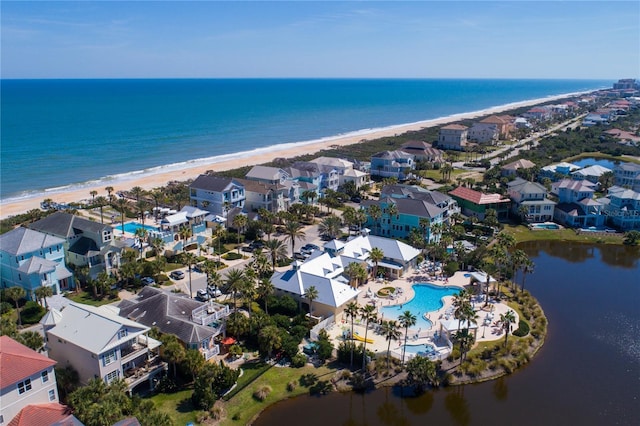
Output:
left=403, top=343, right=437, bottom=357
left=531, top=223, right=559, bottom=230
left=121, top=222, right=159, bottom=234
left=380, top=283, right=460, bottom=329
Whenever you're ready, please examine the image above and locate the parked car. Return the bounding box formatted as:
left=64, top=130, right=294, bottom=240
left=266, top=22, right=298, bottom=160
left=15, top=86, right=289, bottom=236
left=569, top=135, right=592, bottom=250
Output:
left=140, top=277, right=156, bottom=286
left=350, top=196, right=361, bottom=203
left=301, top=243, right=320, bottom=255
left=192, top=263, right=204, bottom=273
left=293, top=252, right=306, bottom=261
left=207, top=286, right=222, bottom=297
left=170, top=270, right=185, bottom=280
left=196, top=289, right=210, bottom=301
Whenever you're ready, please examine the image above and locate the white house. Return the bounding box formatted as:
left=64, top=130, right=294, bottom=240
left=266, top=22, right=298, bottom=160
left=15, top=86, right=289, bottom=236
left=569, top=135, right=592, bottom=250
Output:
left=438, top=124, right=468, bottom=151
left=507, top=178, right=555, bottom=222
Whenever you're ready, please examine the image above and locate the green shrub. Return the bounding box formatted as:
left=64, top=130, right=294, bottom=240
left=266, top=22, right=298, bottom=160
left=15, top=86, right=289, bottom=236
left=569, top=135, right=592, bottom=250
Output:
left=513, top=319, right=530, bottom=337
left=253, top=385, right=272, bottom=401
left=222, top=252, right=243, bottom=261
left=291, top=353, right=307, bottom=368
left=20, top=301, right=45, bottom=324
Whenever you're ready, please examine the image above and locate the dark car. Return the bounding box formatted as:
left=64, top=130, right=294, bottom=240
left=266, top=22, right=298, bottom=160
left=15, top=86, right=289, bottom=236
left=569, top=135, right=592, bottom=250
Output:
left=170, top=270, right=185, bottom=280
left=140, top=277, right=156, bottom=286
left=293, top=252, right=306, bottom=261
left=350, top=196, right=362, bottom=203
left=301, top=243, right=320, bottom=254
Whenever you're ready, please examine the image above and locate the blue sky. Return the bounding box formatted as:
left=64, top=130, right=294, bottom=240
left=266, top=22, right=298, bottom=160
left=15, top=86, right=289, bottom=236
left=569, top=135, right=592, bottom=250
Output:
left=2, top=1, right=638, bottom=79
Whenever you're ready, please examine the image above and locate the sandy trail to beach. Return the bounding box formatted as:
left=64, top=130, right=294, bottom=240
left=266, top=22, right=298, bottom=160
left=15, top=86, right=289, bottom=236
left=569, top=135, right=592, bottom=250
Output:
left=0, top=94, right=579, bottom=219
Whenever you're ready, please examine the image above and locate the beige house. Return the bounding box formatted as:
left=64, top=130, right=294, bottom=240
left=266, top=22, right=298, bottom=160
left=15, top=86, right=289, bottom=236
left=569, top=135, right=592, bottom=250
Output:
left=438, top=124, right=468, bottom=151
left=479, top=115, right=515, bottom=139
left=501, top=159, right=537, bottom=177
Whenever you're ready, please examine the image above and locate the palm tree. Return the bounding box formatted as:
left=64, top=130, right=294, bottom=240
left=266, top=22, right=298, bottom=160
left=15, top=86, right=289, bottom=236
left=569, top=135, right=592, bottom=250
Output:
left=520, top=258, right=535, bottom=293
left=283, top=221, right=306, bottom=255
left=5, top=287, right=26, bottom=326
left=360, top=304, right=377, bottom=370
left=134, top=228, right=148, bottom=260
left=301, top=190, right=317, bottom=205
left=500, top=310, right=517, bottom=347
left=224, top=269, right=245, bottom=311
left=257, top=278, right=275, bottom=314
left=510, top=249, right=529, bottom=291
left=386, top=203, right=398, bottom=235
left=381, top=320, right=401, bottom=369
left=232, top=214, right=248, bottom=253
left=369, top=247, right=384, bottom=279
left=264, top=239, right=287, bottom=271
left=90, top=190, right=98, bottom=203
left=318, top=215, right=342, bottom=240
left=180, top=252, right=198, bottom=298
left=419, top=217, right=431, bottom=244
left=344, top=262, right=366, bottom=289
left=34, top=286, right=53, bottom=309
left=203, top=261, right=221, bottom=291
left=105, top=186, right=114, bottom=203
left=367, top=204, right=382, bottom=235
left=94, top=196, right=108, bottom=224
left=344, top=301, right=359, bottom=368
left=598, top=171, right=614, bottom=192
left=116, top=197, right=128, bottom=233
left=304, top=285, right=319, bottom=317
left=398, top=310, right=417, bottom=365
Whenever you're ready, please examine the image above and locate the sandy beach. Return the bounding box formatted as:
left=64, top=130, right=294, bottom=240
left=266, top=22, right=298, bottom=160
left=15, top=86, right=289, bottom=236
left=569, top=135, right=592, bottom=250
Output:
left=0, top=92, right=584, bottom=220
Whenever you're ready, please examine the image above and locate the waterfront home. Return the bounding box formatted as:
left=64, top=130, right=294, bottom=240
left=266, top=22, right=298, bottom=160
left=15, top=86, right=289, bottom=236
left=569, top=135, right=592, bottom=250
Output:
left=380, top=184, right=459, bottom=220
left=370, top=150, right=415, bottom=180
left=522, top=106, right=552, bottom=121
left=245, top=165, right=301, bottom=206
left=0, top=227, right=74, bottom=299
left=539, top=162, right=581, bottom=181
left=291, top=161, right=340, bottom=192
left=437, top=124, right=468, bottom=151
left=571, top=164, right=612, bottom=184
left=235, top=178, right=291, bottom=213
left=507, top=178, right=555, bottom=223
left=501, top=159, right=537, bottom=177
left=551, top=179, right=605, bottom=228
left=448, top=186, right=511, bottom=221
left=189, top=175, right=246, bottom=219
left=29, top=212, right=122, bottom=279
left=309, top=156, right=369, bottom=189
left=613, top=162, right=640, bottom=191
left=117, top=286, right=230, bottom=361
left=468, top=122, right=499, bottom=145
left=44, top=302, right=166, bottom=393
left=399, top=141, right=445, bottom=165
left=0, top=336, right=62, bottom=425
left=479, top=115, right=515, bottom=139
left=600, top=186, right=640, bottom=230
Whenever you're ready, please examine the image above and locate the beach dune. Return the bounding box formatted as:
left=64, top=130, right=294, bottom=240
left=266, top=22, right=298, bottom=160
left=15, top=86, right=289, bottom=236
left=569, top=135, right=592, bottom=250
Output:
left=0, top=93, right=582, bottom=220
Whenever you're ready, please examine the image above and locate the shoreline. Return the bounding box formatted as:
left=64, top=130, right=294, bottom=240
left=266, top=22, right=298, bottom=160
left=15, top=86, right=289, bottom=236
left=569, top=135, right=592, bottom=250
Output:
left=0, top=90, right=592, bottom=219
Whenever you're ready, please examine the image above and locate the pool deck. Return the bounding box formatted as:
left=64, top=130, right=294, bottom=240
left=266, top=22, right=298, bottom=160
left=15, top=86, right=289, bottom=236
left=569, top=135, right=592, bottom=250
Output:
left=325, top=269, right=518, bottom=360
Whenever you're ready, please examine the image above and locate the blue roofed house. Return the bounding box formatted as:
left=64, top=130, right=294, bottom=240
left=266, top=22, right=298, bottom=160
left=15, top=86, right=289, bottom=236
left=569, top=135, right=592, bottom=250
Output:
left=600, top=186, right=640, bottom=230
left=539, top=162, right=582, bottom=181
left=0, top=227, right=74, bottom=299
left=571, top=164, right=612, bottom=184
left=370, top=151, right=415, bottom=180
left=28, top=212, right=122, bottom=279
left=551, top=179, right=605, bottom=228
left=189, top=175, right=246, bottom=220
left=613, top=162, right=640, bottom=191
left=507, top=178, right=555, bottom=223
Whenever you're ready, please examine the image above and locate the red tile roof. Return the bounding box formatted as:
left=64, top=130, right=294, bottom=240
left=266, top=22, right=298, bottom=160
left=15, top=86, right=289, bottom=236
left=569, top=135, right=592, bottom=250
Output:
left=0, top=336, right=56, bottom=389
left=449, top=186, right=510, bottom=205
left=8, top=403, right=71, bottom=426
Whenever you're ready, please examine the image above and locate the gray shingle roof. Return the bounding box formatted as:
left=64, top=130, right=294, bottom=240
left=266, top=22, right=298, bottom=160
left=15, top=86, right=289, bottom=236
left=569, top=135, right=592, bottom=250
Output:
left=190, top=174, right=241, bottom=192
left=118, top=287, right=219, bottom=345
left=29, top=212, right=110, bottom=238
left=0, top=227, right=65, bottom=256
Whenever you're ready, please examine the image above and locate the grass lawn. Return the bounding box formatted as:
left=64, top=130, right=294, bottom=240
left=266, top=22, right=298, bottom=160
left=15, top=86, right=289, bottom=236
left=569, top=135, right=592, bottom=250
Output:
left=66, top=291, right=119, bottom=307
left=219, top=363, right=337, bottom=426
left=147, top=388, right=198, bottom=426
left=418, top=168, right=467, bottom=183
left=503, top=224, right=624, bottom=245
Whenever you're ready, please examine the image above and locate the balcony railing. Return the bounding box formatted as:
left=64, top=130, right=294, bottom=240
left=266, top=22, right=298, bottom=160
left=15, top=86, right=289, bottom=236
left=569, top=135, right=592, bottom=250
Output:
left=192, top=302, right=230, bottom=326
left=202, top=345, right=220, bottom=361
left=123, top=357, right=167, bottom=389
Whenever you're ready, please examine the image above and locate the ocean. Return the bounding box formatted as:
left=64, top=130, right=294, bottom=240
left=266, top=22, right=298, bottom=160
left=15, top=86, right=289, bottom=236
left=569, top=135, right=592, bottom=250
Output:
left=0, top=78, right=610, bottom=202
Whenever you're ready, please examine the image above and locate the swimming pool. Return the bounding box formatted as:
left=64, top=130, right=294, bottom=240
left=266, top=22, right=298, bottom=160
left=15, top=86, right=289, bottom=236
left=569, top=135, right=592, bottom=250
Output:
left=530, top=223, right=560, bottom=230
left=380, top=283, right=460, bottom=329
left=403, top=343, right=437, bottom=357
left=121, top=222, right=159, bottom=234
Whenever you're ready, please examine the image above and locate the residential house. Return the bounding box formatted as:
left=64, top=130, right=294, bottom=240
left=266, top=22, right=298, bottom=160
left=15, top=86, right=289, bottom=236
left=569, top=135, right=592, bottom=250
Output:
left=189, top=175, right=246, bottom=219
left=507, top=178, right=556, bottom=222
left=7, top=403, right=80, bottom=426
left=235, top=178, right=289, bottom=213
left=0, top=227, right=74, bottom=299
left=380, top=184, right=460, bottom=222
left=154, top=206, right=209, bottom=251
left=600, top=186, right=640, bottom=230
left=0, top=336, right=60, bottom=425
left=448, top=187, right=511, bottom=221
left=117, top=286, right=230, bottom=361
left=399, top=141, right=445, bottom=165
left=29, top=212, right=121, bottom=279
left=613, top=162, right=640, bottom=191
left=479, top=115, right=515, bottom=139
left=501, top=159, right=537, bottom=177
left=245, top=166, right=301, bottom=206
left=44, top=302, right=165, bottom=393
left=467, top=122, right=499, bottom=145
left=309, top=157, right=369, bottom=189
left=551, top=179, right=605, bottom=228
left=522, top=107, right=552, bottom=121
left=438, top=124, right=468, bottom=151
left=370, top=151, right=415, bottom=180
left=602, top=128, right=640, bottom=146
left=571, top=164, right=612, bottom=184
left=539, top=162, right=581, bottom=181
left=284, top=161, right=338, bottom=199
